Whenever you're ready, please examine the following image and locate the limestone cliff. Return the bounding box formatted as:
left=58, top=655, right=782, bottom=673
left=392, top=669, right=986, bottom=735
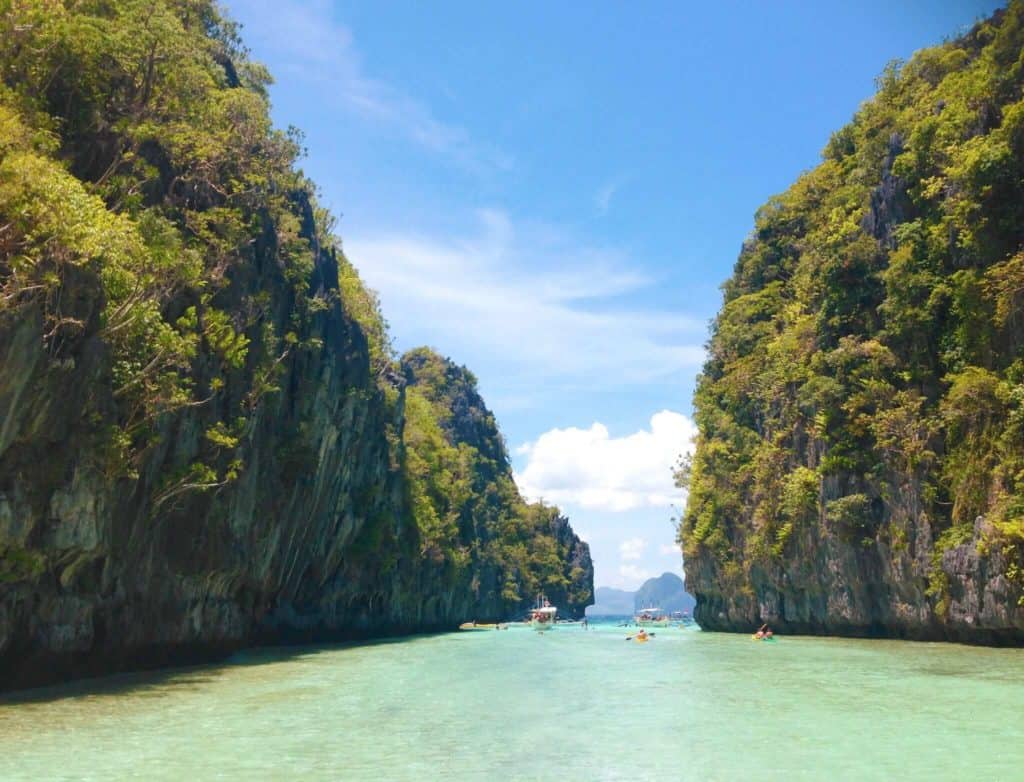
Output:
left=683, top=5, right=1024, bottom=644
left=0, top=0, right=591, bottom=691
left=401, top=349, right=594, bottom=619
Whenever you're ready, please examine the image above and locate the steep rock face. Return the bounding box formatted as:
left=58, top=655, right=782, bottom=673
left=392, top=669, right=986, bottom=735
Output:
left=0, top=211, right=593, bottom=693
left=690, top=513, right=1020, bottom=644
left=1, top=202, right=425, bottom=690
left=402, top=350, right=507, bottom=466
left=683, top=5, right=1024, bottom=644
left=0, top=1, right=591, bottom=691
left=544, top=511, right=594, bottom=618
left=401, top=349, right=593, bottom=619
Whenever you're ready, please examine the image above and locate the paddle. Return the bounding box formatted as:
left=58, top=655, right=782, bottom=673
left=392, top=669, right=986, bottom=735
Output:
left=624, top=632, right=656, bottom=640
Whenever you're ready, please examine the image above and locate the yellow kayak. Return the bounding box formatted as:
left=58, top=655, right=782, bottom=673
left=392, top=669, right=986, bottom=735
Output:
left=459, top=622, right=497, bottom=631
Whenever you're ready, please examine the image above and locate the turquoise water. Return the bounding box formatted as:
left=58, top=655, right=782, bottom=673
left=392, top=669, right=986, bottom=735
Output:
left=2, top=621, right=1023, bottom=781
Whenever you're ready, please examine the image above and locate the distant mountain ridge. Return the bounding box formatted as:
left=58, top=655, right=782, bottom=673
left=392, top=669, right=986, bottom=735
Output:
left=634, top=572, right=695, bottom=614
left=587, top=586, right=635, bottom=615
left=587, top=572, right=694, bottom=616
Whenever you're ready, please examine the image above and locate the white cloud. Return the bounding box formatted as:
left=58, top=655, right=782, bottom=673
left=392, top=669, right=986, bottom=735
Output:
left=227, top=0, right=503, bottom=171
left=346, top=211, right=705, bottom=392
left=658, top=542, right=681, bottom=556
left=617, top=564, right=654, bottom=587
left=594, top=180, right=620, bottom=216
left=514, top=410, right=697, bottom=512
left=619, top=537, right=647, bottom=561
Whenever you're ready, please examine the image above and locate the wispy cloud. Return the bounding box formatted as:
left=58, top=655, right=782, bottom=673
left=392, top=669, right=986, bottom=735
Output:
left=514, top=410, right=697, bottom=512
left=617, top=564, right=654, bottom=587
left=594, top=179, right=622, bottom=216
left=226, top=0, right=506, bottom=172
left=346, top=210, right=705, bottom=397
left=619, top=537, right=647, bottom=561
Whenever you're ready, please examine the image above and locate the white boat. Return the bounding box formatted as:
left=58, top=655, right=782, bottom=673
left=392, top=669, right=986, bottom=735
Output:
left=671, top=610, right=694, bottom=626
left=529, top=597, right=557, bottom=632
left=634, top=607, right=670, bottom=627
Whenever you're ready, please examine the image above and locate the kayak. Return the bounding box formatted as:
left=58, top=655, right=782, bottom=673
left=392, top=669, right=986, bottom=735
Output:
left=751, top=635, right=778, bottom=642
left=459, top=622, right=497, bottom=631
left=635, top=635, right=649, bottom=643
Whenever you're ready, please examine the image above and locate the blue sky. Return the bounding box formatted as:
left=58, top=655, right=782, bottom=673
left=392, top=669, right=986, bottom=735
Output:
left=226, top=0, right=1002, bottom=590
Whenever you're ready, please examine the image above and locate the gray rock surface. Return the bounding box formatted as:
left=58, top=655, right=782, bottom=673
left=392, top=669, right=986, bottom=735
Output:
left=0, top=204, right=593, bottom=691
left=689, top=507, right=1024, bottom=644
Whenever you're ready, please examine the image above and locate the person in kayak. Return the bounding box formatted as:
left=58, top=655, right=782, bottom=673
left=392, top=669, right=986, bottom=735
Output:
left=754, top=623, right=770, bottom=639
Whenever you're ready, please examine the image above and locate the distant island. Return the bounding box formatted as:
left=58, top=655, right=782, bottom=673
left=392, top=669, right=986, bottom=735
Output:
left=588, top=587, right=635, bottom=616
left=587, top=572, right=695, bottom=616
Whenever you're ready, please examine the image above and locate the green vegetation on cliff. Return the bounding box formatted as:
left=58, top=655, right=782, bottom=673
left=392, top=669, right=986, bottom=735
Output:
left=0, top=0, right=323, bottom=491
left=402, top=348, right=593, bottom=614
left=0, top=0, right=591, bottom=688
left=683, top=3, right=1024, bottom=634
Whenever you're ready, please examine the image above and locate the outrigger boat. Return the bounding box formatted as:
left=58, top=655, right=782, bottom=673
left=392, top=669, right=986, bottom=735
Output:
left=458, top=622, right=508, bottom=631
left=529, top=596, right=557, bottom=632
left=634, top=607, right=670, bottom=627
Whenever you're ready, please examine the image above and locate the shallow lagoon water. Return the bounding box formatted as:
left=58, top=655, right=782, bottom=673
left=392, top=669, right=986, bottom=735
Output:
left=1, top=621, right=1023, bottom=781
